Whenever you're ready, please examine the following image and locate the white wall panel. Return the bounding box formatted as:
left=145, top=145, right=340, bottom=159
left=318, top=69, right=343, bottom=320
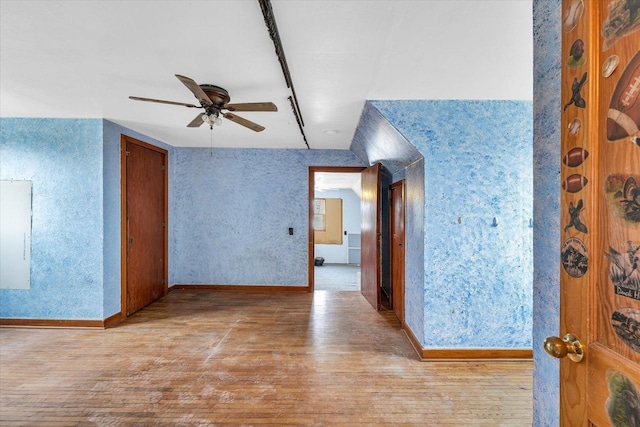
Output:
left=0, top=180, right=32, bottom=289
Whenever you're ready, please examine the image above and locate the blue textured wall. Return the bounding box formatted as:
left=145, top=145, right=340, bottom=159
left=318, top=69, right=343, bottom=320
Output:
left=533, top=0, right=561, bottom=424
left=0, top=118, right=105, bottom=319
left=405, top=158, right=426, bottom=340
left=370, top=100, right=533, bottom=349
left=102, top=120, right=121, bottom=318
left=171, top=148, right=363, bottom=286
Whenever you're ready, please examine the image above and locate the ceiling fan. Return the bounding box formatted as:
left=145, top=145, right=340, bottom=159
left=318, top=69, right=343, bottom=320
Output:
left=129, top=74, right=277, bottom=132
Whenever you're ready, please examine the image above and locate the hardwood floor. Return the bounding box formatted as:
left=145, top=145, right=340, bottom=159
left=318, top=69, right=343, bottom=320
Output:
left=0, top=290, right=532, bottom=425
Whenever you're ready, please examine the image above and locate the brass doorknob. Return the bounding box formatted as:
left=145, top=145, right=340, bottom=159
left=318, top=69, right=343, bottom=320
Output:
left=543, top=334, right=584, bottom=362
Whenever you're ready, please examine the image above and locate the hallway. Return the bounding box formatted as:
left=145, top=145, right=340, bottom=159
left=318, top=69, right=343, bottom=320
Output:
left=0, top=289, right=532, bottom=425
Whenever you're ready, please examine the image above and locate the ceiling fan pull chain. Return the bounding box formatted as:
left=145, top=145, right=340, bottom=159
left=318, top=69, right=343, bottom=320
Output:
left=210, top=127, right=214, bottom=157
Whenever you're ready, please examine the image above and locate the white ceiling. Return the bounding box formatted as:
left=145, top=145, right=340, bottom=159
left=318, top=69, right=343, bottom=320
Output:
left=315, top=172, right=361, bottom=197
left=0, top=1, right=532, bottom=150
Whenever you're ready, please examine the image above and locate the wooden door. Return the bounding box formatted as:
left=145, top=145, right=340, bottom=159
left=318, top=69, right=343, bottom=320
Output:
left=361, top=163, right=381, bottom=310
left=122, top=136, right=168, bottom=316
left=554, top=1, right=640, bottom=424
left=390, top=180, right=405, bottom=324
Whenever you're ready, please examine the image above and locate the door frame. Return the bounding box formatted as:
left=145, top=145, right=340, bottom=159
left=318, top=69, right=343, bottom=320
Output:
left=308, top=166, right=366, bottom=292
left=120, top=135, right=169, bottom=316
left=389, top=180, right=405, bottom=325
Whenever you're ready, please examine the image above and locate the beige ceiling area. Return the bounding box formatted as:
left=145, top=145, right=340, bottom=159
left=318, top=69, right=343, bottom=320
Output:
left=0, top=1, right=533, bottom=150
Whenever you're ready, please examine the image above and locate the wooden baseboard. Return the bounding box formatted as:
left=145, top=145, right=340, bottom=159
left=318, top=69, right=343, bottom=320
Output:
left=421, top=348, right=533, bottom=360
left=0, top=311, right=125, bottom=329
left=0, top=318, right=106, bottom=328
left=403, top=322, right=425, bottom=359
left=403, top=325, right=532, bottom=361
left=103, top=311, right=124, bottom=328
left=170, top=284, right=309, bottom=292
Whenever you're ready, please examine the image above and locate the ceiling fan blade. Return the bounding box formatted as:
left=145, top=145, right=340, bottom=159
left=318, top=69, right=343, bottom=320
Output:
left=223, top=112, right=265, bottom=132
left=187, top=113, right=205, bottom=128
left=225, top=102, right=278, bottom=112
left=129, top=96, right=200, bottom=108
left=175, top=74, right=212, bottom=106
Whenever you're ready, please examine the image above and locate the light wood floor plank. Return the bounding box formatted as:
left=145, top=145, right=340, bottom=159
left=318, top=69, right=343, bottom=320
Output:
left=0, top=290, right=532, bottom=425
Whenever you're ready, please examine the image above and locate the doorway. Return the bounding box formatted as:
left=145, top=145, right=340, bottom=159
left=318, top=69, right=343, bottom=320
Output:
left=389, top=180, right=405, bottom=324
left=308, top=167, right=365, bottom=292
left=120, top=135, right=168, bottom=316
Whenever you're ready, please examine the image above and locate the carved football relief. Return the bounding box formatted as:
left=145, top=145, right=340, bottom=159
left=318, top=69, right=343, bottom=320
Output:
left=563, top=174, right=588, bottom=193
left=608, top=51, right=640, bottom=141
left=563, top=147, right=589, bottom=167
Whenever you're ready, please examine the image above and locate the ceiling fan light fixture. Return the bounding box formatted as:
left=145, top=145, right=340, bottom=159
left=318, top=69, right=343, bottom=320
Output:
left=202, top=112, right=221, bottom=126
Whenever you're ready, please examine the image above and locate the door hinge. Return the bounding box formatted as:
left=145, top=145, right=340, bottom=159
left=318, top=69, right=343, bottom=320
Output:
left=162, top=165, right=166, bottom=171
left=162, top=279, right=166, bottom=284
left=162, top=221, right=166, bottom=228
left=125, top=151, right=130, bottom=156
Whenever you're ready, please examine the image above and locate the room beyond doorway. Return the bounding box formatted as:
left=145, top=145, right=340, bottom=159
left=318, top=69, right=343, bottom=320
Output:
left=313, top=171, right=362, bottom=291
left=314, top=263, right=360, bottom=291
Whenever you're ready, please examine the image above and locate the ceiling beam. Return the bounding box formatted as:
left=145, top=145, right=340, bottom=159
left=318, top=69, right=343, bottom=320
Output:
left=258, top=0, right=310, bottom=149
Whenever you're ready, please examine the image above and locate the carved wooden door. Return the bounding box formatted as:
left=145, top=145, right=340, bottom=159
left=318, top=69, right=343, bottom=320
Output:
left=550, top=1, right=640, bottom=424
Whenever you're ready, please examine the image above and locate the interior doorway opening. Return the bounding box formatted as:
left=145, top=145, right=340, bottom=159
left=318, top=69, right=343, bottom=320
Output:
left=308, top=167, right=365, bottom=292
